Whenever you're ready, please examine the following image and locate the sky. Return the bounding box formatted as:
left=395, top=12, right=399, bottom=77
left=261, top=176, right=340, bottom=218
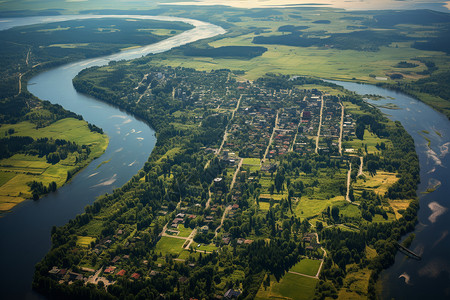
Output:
left=163, top=0, right=450, bottom=11
left=0, top=0, right=449, bottom=12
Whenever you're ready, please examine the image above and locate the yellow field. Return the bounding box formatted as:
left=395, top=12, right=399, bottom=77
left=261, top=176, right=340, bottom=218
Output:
left=388, top=199, right=413, bottom=219
left=353, top=171, right=399, bottom=196
left=0, top=118, right=108, bottom=212
left=77, top=236, right=96, bottom=248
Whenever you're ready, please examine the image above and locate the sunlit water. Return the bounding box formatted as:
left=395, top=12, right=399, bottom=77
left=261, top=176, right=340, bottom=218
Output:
left=0, top=15, right=225, bottom=300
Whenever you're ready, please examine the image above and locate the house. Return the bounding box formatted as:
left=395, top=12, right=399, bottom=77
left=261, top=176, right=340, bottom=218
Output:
left=200, top=225, right=209, bottom=233
left=48, top=266, right=60, bottom=276
left=302, top=236, right=311, bottom=243
left=131, top=273, right=140, bottom=280
left=117, top=269, right=126, bottom=276
left=68, top=271, right=83, bottom=281
left=224, top=289, right=241, bottom=299
left=104, top=266, right=116, bottom=274
left=112, top=256, right=120, bottom=263
left=222, top=237, right=231, bottom=245
left=173, top=218, right=184, bottom=224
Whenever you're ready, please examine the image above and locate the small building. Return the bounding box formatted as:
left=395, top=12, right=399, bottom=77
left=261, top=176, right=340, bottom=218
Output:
left=117, top=269, right=126, bottom=276
left=131, top=273, right=140, bottom=280
left=200, top=225, right=209, bottom=233
left=224, top=289, right=241, bottom=299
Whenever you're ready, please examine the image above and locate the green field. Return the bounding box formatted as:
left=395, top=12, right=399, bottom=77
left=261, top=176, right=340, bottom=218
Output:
left=177, top=224, right=193, bottom=238
left=242, top=158, right=261, bottom=165
left=77, top=236, right=96, bottom=248
left=256, top=273, right=318, bottom=300
left=343, top=130, right=391, bottom=154
left=195, top=243, right=219, bottom=252
left=290, top=258, right=321, bottom=277
left=338, top=267, right=371, bottom=299
left=0, top=118, right=108, bottom=212
left=295, top=196, right=346, bottom=219
left=154, top=236, right=185, bottom=256
left=154, top=17, right=439, bottom=82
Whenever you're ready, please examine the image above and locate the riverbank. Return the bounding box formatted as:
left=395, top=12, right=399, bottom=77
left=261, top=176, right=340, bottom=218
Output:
left=328, top=80, right=450, bottom=300
left=0, top=118, right=108, bottom=213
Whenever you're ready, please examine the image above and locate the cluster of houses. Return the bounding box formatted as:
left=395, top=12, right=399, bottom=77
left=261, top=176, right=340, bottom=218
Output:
left=227, top=103, right=276, bottom=158
left=317, top=97, right=343, bottom=155
left=269, top=107, right=301, bottom=158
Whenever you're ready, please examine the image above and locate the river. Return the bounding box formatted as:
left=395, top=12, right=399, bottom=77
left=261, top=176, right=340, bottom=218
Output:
left=328, top=80, right=450, bottom=299
left=0, top=15, right=225, bottom=300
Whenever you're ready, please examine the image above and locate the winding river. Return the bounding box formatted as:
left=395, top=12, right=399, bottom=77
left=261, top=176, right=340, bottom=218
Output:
left=0, top=15, right=225, bottom=300
left=0, top=14, right=449, bottom=300
left=328, top=80, right=450, bottom=299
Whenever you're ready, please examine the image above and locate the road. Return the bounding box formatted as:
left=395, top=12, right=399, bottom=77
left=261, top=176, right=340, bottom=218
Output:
left=338, top=102, right=344, bottom=155
left=183, top=228, right=198, bottom=250
left=315, top=96, right=324, bottom=154
left=205, top=188, right=212, bottom=209
left=358, top=156, right=364, bottom=177
left=214, top=205, right=232, bottom=238
left=17, top=73, right=22, bottom=96
left=346, top=163, right=352, bottom=203
left=288, top=232, right=327, bottom=280
left=263, top=109, right=280, bottom=162
left=229, top=159, right=243, bottom=191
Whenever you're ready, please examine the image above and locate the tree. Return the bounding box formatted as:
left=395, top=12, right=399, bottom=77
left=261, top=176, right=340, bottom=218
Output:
left=355, top=123, right=365, bottom=140
left=331, top=206, right=340, bottom=222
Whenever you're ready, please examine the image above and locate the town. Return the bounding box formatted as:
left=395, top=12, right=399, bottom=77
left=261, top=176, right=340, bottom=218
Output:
left=39, top=65, right=419, bottom=300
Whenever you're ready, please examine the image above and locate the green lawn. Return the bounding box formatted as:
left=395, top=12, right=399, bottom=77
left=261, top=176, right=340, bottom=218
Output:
left=290, top=258, right=321, bottom=277
left=295, top=196, right=346, bottom=219
left=177, top=224, right=193, bottom=238
left=195, top=243, right=219, bottom=252
left=338, top=202, right=362, bottom=219
left=256, top=273, right=318, bottom=300
left=343, top=130, right=391, bottom=154
left=242, top=158, right=261, bottom=165
left=154, top=236, right=185, bottom=256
